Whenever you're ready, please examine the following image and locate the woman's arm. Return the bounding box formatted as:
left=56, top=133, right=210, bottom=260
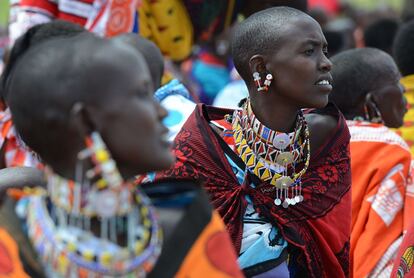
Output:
left=0, top=167, right=45, bottom=193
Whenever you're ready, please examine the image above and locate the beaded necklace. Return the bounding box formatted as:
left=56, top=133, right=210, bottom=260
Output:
left=19, top=132, right=163, bottom=277
left=231, top=99, right=310, bottom=207
left=22, top=185, right=162, bottom=277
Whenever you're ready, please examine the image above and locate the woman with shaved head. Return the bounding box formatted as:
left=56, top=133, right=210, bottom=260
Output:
left=149, top=6, right=351, bottom=277
left=330, top=48, right=410, bottom=278
left=0, top=33, right=242, bottom=277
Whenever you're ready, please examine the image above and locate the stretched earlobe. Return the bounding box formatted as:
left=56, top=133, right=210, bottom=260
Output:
left=364, top=93, right=383, bottom=124
left=70, top=102, right=94, bottom=139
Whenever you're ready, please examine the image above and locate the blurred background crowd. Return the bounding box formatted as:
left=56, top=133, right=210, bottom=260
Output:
left=1, top=0, right=414, bottom=109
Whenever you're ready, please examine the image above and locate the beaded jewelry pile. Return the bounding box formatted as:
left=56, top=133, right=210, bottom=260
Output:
left=18, top=132, right=162, bottom=277
left=232, top=99, right=310, bottom=207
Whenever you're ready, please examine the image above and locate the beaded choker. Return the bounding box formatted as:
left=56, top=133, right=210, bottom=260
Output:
left=232, top=99, right=310, bottom=207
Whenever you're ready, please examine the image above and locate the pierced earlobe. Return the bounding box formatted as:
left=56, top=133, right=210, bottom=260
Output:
left=364, top=94, right=384, bottom=124
left=253, top=72, right=264, bottom=91
left=249, top=55, right=274, bottom=93
left=252, top=72, right=274, bottom=93
left=263, top=73, right=273, bottom=92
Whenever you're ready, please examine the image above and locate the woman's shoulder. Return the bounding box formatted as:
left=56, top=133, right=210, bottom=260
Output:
left=305, top=103, right=349, bottom=156
left=347, top=120, right=410, bottom=152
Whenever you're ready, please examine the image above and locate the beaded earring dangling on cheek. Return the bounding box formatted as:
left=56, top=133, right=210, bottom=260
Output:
left=253, top=72, right=264, bottom=92
left=263, top=74, right=273, bottom=92
left=253, top=72, right=274, bottom=93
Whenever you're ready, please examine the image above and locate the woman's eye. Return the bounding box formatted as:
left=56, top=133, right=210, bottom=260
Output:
left=323, top=48, right=329, bottom=55
left=305, top=49, right=314, bottom=55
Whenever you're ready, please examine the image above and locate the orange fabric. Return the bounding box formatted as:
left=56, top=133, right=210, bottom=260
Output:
left=0, top=228, right=29, bottom=278
left=105, top=0, right=137, bottom=37
left=349, top=121, right=414, bottom=277
left=175, top=211, right=243, bottom=278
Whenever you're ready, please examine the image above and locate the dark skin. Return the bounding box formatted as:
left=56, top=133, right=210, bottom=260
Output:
left=348, top=61, right=406, bottom=128
left=1, top=39, right=177, bottom=270
left=245, top=16, right=337, bottom=155
left=41, top=41, right=173, bottom=180
left=1, top=37, right=187, bottom=276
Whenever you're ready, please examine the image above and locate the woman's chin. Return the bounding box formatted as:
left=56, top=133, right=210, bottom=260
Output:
left=306, top=97, right=329, bottom=109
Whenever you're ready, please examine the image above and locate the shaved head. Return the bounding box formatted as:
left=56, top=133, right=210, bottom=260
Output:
left=113, top=33, right=164, bottom=89
left=1, top=20, right=85, bottom=100
left=231, top=6, right=314, bottom=82
left=329, top=47, right=399, bottom=117
left=8, top=34, right=151, bottom=174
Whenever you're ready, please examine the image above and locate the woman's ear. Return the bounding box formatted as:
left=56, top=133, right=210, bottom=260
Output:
left=249, top=55, right=266, bottom=75
left=364, top=92, right=383, bottom=123
left=70, top=102, right=94, bottom=139
left=365, top=92, right=379, bottom=107
left=249, top=55, right=274, bottom=93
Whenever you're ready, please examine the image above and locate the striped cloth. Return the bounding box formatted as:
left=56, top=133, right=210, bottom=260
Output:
left=9, top=0, right=193, bottom=61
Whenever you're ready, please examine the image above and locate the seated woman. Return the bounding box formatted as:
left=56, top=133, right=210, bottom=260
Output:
left=329, top=47, right=413, bottom=277
left=0, top=34, right=241, bottom=277
left=147, top=6, right=352, bottom=277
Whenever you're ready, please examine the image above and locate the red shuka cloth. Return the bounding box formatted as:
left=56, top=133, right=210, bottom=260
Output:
left=153, top=104, right=352, bottom=277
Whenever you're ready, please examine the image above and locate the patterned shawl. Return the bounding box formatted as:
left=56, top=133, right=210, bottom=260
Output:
left=153, top=104, right=352, bottom=277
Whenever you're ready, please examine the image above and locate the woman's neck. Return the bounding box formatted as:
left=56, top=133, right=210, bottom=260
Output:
left=249, top=93, right=299, bottom=133
left=343, top=107, right=366, bottom=122
left=45, top=168, right=135, bottom=247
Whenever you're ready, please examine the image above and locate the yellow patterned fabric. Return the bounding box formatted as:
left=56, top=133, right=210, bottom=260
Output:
left=397, top=75, right=414, bottom=155
left=138, top=0, right=193, bottom=62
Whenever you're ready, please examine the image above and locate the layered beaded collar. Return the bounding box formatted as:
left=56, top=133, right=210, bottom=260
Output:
left=18, top=136, right=162, bottom=278
left=231, top=99, right=310, bottom=207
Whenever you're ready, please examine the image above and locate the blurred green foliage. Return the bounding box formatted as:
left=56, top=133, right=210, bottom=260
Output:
left=347, top=0, right=403, bottom=11
left=0, top=0, right=9, bottom=27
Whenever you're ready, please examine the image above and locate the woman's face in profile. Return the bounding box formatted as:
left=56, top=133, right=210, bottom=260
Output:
left=265, top=16, right=333, bottom=109
left=90, top=50, right=175, bottom=179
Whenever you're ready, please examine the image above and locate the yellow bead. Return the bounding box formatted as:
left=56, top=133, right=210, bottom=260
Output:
left=140, top=206, right=148, bottom=217
left=143, top=218, right=151, bottom=228
left=83, top=250, right=94, bottom=261
left=100, top=252, right=112, bottom=266
left=142, top=230, right=150, bottom=242
left=67, top=242, right=76, bottom=252
left=96, top=149, right=109, bottom=162
left=96, top=179, right=108, bottom=189
left=135, top=241, right=144, bottom=254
